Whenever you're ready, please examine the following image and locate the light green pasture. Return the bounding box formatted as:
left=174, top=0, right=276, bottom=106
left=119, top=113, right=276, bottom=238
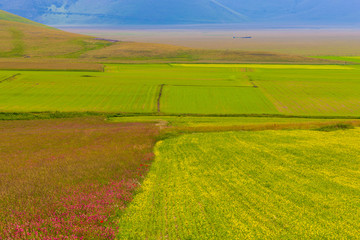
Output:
left=0, top=71, right=158, bottom=112
left=160, top=85, right=278, bottom=114
left=173, top=63, right=354, bottom=69
left=0, top=64, right=360, bottom=116
left=312, top=56, right=360, bottom=64
left=249, top=68, right=360, bottom=116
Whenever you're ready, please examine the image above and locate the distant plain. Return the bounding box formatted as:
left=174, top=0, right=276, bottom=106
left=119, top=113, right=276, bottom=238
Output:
left=60, top=26, right=360, bottom=56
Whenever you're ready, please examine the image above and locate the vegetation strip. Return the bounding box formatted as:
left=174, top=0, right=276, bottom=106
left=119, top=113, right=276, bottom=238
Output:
left=157, top=84, right=165, bottom=113
left=2, top=111, right=360, bottom=121
left=170, top=84, right=253, bottom=88
left=111, top=115, right=360, bottom=132
left=172, top=63, right=354, bottom=69
left=0, top=73, right=20, bottom=83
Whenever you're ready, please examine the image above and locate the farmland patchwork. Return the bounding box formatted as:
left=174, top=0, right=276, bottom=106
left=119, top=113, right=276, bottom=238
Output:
left=1, top=64, right=360, bottom=116
left=1, top=63, right=360, bottom=239
left=2, top=10, right=360, bottom=240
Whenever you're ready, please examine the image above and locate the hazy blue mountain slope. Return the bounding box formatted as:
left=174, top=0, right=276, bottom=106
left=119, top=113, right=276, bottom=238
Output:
left=0, top=9, right=48, bottom=27
left=1, top=0, right=360, bottom=25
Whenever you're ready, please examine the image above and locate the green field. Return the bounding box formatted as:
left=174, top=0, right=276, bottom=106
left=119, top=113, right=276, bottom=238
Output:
left=1, top=64, right=360, bottom=116
left=118, top=128, right=360, bottom=239
left=0, top=71, right=158, bottom=112
left=174, top=63, right=354, bottom=70
left=249, top=67, right=360, bottom=116
left=312, top=56, right=360, bottom=64
left=160, top=85, right=278, bottom=114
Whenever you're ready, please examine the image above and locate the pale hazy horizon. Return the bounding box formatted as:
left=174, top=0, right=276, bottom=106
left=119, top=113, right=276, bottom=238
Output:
left=60, top=27, right=360, bottom=56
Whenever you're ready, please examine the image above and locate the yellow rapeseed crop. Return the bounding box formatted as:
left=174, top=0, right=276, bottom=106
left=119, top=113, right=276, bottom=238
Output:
left=118, top=128, right=360, bottom=239
left=173, top=63, right=354, bottom=70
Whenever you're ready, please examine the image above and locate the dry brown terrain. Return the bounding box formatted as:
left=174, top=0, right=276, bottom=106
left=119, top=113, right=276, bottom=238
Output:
left=0, top=19, right=112, bottom=58
left=83, top=41, right=334, bottom=63
left=0, top=58, right=104, bottom=71
left=0, top=12, right=345, bottom=70
left=63, top=27, right=360, bottom=56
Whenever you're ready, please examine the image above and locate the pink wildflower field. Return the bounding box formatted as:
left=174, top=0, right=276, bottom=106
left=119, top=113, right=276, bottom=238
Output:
left=0, top=118, right=159, bottom=239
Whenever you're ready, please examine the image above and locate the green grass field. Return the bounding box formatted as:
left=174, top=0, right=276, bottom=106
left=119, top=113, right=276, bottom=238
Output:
left=249, top=67, right=360, bottom=116
left=1, top=64, right=360, bottom=116
left=312, top=56, right=360, bottom=64
left=174, top=63, right=354, bottom=70
left=0, top=70, right=158, bottom=112
left=117, top=128, right=360, bottom=239
left=160, top=85, right=278, bottom=114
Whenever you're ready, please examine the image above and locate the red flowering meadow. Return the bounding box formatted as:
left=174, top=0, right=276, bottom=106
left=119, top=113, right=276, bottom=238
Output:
left=0, top=118, right=158, bottom=239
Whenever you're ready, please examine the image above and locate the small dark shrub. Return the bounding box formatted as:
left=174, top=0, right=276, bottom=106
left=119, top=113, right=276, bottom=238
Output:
left=315, top=123, right=355, bottom=132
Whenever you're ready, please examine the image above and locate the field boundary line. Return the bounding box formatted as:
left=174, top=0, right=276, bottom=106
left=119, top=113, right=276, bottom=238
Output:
left=2, top=111, right=360, bottom=121
left=157, top=84, right=166, bottom=113
left=170, top=84, right=253, bottom=88
left=246, top=76, right=259, bottom=88
left=250, top=82, right=258, bottom=88
left=110, top=112, right=360, bottom=119
left=0, top=73, right=21, bottom=83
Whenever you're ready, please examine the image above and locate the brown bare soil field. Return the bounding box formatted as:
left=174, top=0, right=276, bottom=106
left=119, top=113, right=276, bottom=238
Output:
left=83, top=41, right=189, bottom=59
left=172, top=119, right=360, bottom=133
left=0, top=117, right=159, bottom=239
left=0, top=58, right=104, bottom=71
left=0, top=20, right=112, bottom=58
left=84, top=41, right=335, bottom=63
left=0, top=26, right=12, bottom=52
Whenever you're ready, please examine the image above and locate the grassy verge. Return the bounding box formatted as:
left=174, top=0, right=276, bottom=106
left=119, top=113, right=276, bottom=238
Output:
left=311, top=56, right=360, bottom=64
left=110, top=115, right=360, bottom=126
left=0, top=59, right=105, bottom=71
left=0, top=112, right=106, bottom=120
left=1, top=111, right=359, bottom=122
left=315, top=123, right=355, bottom=132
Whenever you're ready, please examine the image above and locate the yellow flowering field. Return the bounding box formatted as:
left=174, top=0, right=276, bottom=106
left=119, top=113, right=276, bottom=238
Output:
left=173, top=64, right=354, bottom=70
left=118, top=128, right=360, bottom=239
